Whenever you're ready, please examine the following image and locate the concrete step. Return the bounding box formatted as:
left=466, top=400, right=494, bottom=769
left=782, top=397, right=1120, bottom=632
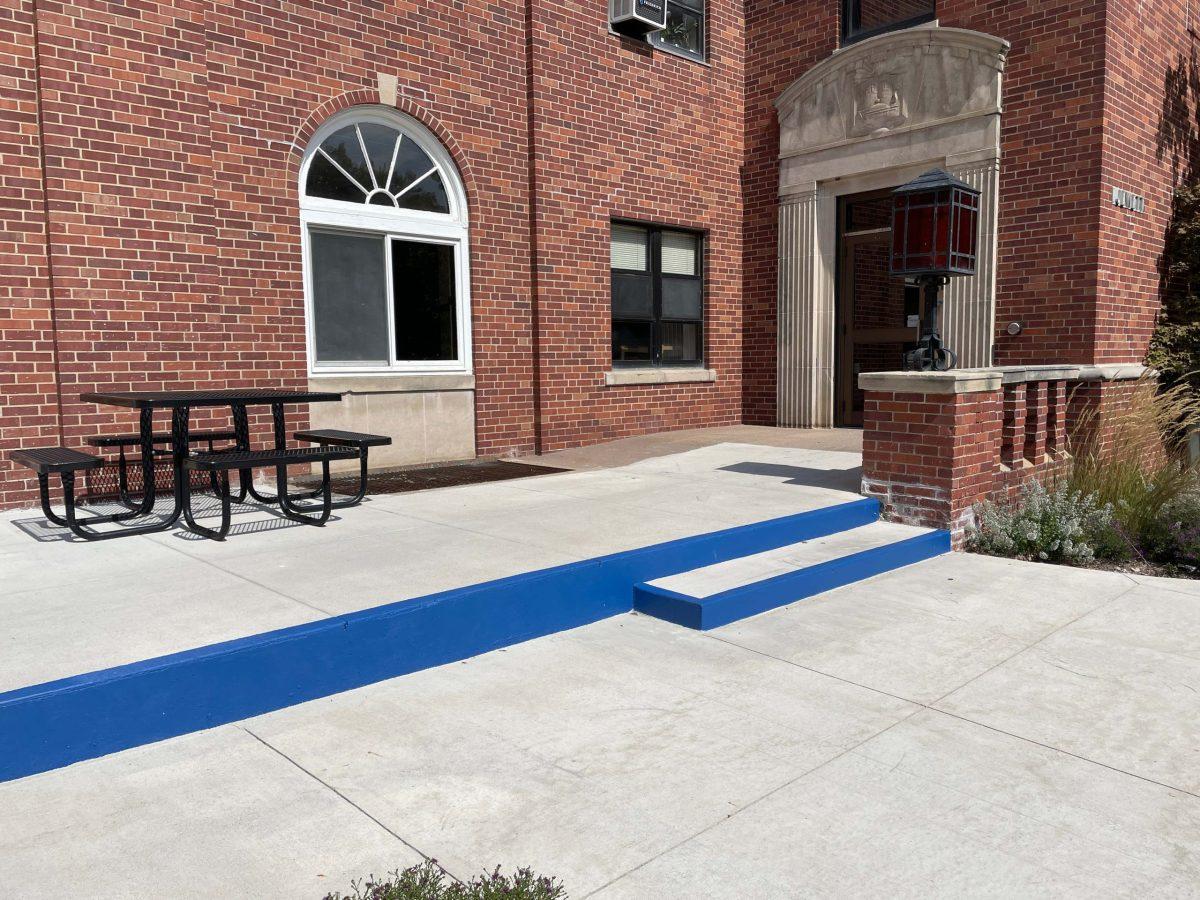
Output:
left=633, top=521, right=951, bottom=631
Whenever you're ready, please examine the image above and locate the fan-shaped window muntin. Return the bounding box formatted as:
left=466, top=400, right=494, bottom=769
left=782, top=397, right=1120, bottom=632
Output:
left=304, top=120, right=452, bottom=215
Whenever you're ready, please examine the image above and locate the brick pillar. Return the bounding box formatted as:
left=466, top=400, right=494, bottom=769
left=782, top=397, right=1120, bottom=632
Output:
left=1024, top=381, right=1048, bottom=464
left=1000, top=382, right=1028, bottom=469
left=860, top=371, right=1004, bottom=546
left=1046, top=380, right=1067, bottom=458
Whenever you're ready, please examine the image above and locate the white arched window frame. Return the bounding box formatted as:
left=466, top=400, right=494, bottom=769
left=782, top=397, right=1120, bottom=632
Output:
left=299, top=107, right=472, bottom=376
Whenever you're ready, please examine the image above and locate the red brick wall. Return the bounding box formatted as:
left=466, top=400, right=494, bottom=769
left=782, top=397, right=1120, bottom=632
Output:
left=527, top=1, right=744, bottom=451
left=742, top=0, right=838, bottom=425
left=0, top=1, right=62, bottom=508
left=1, top=0, right=751, bottom=507
left=1095, top=0, right=1192, bottom=363
left=742, top=0, right=1186, bottom=426
left=0, top=0, right=539, bottom=507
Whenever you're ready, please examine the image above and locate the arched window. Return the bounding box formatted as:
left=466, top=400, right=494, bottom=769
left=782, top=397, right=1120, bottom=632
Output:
left=300, top=108, right=470, bottom=374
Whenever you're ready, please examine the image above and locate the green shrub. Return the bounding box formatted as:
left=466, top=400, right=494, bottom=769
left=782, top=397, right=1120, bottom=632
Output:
left=1150, top=183, right=1200, bottom=397
left=1140, top=488, right=1200, bottom=570
left=322, top=861, right=567, bottom=900
left=968, top=480, right=1114, bottom=563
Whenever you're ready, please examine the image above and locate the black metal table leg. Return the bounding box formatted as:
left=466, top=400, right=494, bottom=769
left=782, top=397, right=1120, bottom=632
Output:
left=87, top=407, right=159, bottom=524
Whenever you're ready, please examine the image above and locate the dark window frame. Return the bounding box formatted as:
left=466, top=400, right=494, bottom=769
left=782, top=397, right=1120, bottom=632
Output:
left=841, top=0, right=936, bottom=46
left=648, top=0, right=706, bottom=63
left=611, top=221, right=705, bottom=369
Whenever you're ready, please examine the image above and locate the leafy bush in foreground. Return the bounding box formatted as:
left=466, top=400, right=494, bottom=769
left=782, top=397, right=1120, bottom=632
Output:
left=322, top=861, right=566, bottom=900
left=969, top=480, right=1114, bottom=563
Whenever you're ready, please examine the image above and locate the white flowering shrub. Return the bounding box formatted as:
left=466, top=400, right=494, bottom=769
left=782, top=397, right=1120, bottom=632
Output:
left=968, top=480, right=1114, bottom=563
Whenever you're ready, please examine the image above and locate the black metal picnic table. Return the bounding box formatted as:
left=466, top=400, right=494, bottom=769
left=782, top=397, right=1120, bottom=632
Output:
left=78, top=388, right=346, bottom=538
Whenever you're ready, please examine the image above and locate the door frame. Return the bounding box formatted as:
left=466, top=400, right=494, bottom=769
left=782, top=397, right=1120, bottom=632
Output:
left=834, top=189, right=921, bottom=427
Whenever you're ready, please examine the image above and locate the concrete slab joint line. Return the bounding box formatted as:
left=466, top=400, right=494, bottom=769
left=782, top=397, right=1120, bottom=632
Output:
left=0, top=498, right=888, bottom=783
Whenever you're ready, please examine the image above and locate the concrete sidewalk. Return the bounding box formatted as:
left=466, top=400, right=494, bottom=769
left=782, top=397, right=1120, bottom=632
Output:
left=0, top=442, right=862, bottom=692
left=2, top=435, right=1198, bottom=898
left=3, top=555, right=1198, bottom=897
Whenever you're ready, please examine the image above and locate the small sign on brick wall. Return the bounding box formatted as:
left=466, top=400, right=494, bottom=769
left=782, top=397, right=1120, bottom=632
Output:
left=1112, top=187, right=1147, bottom=214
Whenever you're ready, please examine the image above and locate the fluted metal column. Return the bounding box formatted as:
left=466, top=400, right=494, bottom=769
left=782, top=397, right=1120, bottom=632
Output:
left=943, top=154, right=1000, bottom=368
left=777, top=186, right=835, bottom=427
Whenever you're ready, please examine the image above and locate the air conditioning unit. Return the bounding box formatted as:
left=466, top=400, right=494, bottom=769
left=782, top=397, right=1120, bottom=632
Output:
left=609, top=0, right=667, bottom=36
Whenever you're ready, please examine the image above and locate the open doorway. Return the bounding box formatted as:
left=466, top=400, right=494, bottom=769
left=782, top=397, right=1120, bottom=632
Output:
left=835, top=189, right=923, bottom=426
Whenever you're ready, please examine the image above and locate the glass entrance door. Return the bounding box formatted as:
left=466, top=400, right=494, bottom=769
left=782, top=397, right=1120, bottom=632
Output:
left=836, top=191, right=923, bottom=426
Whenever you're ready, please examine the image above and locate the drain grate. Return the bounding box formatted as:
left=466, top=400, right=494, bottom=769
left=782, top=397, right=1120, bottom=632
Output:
left=312, top=458, right=567, bottom=495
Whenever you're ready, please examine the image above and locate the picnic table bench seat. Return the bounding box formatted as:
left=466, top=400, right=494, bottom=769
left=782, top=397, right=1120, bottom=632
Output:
left=293, top=429, right=392, bottom=449
left=11, top=447, right=104, bottom=475
left=87, top=429, right=237, bottom=449
left=184, top=446, right=357, bottom=471
left=87, top=429, right=239, bottom=510
left=294, top=429, right=392, bottom=507
left=180, top=445, right=359, bottom=540
left=9, top=447, right=115, bottom=541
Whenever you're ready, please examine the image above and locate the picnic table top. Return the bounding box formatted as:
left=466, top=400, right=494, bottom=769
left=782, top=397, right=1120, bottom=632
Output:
left=81, top=388, right=345, bottom=409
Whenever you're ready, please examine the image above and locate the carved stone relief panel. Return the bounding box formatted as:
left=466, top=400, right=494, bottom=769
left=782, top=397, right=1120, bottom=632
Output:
left=777, top=27, right=1009, bottom=157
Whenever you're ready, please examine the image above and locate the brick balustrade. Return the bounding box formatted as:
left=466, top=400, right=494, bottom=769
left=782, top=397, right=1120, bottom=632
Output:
left=859, top=364, right=1146, bottom=546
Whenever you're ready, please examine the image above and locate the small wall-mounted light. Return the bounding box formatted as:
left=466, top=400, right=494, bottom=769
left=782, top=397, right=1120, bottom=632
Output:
left=1006, top=322, right=1023, bottom=336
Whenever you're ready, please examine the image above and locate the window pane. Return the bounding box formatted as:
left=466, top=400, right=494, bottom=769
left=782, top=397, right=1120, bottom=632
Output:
left=613, top=321, right=653, bottom=362
left=662, top=277, right=702, bottom=319
left=392, top=239, right=457, bottom=361
left=311, top=231, right=389, bottom=364
left=358, top=123, right=400, bottom=190
left=612, top=225, right=648, bottom=270
left=656, top=4, right=703, bottom=57
left=317, top=126, right=372, bottom=194
left=306, top=152, right=367, bottom=203
left=612, top=273, right=654, bottom=319
left=852, top=0, right=934, bottom=35
left=661, top=322, right=701, bottom=363
left=387, top=137, right=438, bottom=195
left=661, top=231, right=698, bottom=275
left=397, top=171, right=450, bottom=214
left=844, top=194, right=893, bottom=233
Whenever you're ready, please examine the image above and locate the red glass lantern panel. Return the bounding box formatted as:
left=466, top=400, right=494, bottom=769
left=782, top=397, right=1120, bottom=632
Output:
left=890, top=170, right=981, bottom=278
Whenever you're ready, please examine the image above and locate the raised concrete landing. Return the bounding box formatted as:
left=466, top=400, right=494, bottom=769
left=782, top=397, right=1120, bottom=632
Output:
left=635, top=521, right=950, bottom=630
left=649, top=521, right=940, bottom=597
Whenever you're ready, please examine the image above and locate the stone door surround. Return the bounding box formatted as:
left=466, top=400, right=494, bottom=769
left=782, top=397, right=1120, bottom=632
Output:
left=775, top=25, right=1011, bottom=427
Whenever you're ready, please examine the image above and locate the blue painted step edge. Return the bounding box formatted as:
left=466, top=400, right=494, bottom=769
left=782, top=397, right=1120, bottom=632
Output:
left=0, top=497, right=879, bottom=783
left=634, top=529, right=951, bottom=631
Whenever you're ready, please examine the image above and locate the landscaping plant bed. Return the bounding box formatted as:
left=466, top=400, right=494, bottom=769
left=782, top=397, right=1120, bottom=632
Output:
left=968, top=379, right=1200, bottom=580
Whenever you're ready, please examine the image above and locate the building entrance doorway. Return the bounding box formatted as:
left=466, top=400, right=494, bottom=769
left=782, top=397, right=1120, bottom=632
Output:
left=835, top=190, right=923, bottom=426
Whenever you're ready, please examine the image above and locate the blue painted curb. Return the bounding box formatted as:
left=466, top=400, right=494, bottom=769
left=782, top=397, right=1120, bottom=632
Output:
left=633, top=529, right=951, bottom=631
left=0, top=498, right=879, bottom=783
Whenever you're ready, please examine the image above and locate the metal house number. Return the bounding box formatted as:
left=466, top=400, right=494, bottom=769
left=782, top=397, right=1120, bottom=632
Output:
left=1112, top=187, right=1147, bottom=214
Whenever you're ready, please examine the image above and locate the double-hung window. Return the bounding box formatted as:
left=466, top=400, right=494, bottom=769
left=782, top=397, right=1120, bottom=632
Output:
left=300, top=109, right=471, bottom=375
left=649, top=0, right=706, bottom=62
left=842, top=0, right=935, bottom=45
left=611, top=223, right=704, bottom=367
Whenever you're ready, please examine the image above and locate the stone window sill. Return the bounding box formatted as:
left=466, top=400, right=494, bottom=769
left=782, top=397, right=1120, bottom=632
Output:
left=604, top=368, right=717, bottom=387
left=309, top=373, right=475, bottom=394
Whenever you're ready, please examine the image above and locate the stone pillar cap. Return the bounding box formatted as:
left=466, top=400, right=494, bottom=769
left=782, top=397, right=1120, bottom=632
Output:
left=858, top=370, right=1002, bottom=395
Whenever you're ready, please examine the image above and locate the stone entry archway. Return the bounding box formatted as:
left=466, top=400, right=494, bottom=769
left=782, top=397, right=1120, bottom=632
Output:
left=774, top=25, right=1010, bottom=427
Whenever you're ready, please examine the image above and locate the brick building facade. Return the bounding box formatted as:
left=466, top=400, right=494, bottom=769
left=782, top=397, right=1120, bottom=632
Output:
left=0, top=0, right=1192, bottom=509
